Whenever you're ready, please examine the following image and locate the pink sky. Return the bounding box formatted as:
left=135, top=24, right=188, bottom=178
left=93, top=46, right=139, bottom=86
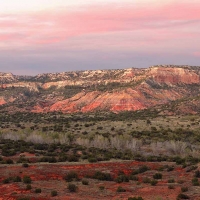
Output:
left=0, top=0, right=200, bottom=74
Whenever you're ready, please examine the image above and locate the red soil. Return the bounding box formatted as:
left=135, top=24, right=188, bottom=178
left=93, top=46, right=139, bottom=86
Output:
left=0, top=161, right=199, bottom=200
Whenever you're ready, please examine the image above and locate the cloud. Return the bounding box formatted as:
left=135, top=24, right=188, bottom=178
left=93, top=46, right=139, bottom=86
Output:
left=0, top=0, right=200, bottom=74
left=0, top=1, right=199, bottom=48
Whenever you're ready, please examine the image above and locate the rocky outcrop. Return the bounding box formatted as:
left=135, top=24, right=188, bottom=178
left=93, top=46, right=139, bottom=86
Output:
left=0, top=97, right=6, bottom=105
left=1, top=65, right=200, bottom=114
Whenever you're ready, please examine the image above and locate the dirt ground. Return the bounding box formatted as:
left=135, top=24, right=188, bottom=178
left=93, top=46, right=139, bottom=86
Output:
left=1, top=160, right=200, bottom=200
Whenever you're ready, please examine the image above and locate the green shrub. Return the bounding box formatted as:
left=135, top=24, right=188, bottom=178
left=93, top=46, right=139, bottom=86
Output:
left=194, top=170, right=200, bottom=178
left=168, top=184, right=175, bottom=189
left=128, top=197, right=144, bottom=200
left=143, top=177, right=151, bottom=183
left=68, top=183, right=78, bottom=192
left=115, top=175, right=129, bottom=183
left=129, top=175, right=139, bottom=181
left=192, top=177, right=199, bottom=186
left=6, top=159, right=14, bottom=164
left=181, top=187, right=188, bottom=192
left=132, top=165, right=150, bottom=175
left=93, top=171, right=113, bottom=181
left=35, top=188, right=41, bottom=193
left=168, top=179, right=175, bottom=183
left=23, top=176, right=32, bottom=184
left=51, top=190, right=58, bottom=196
left=82, top=179, right=89, bottom=185
left=117, top=186, right=126, bottom=192
left=177, top=193, right=189, bottom=199
left=13, top=176, right=22, bottom=182
left=22, top=163, right=29, bottom=168
left=99, top=186, right=105, bottom=190
left=88, top=157, right=97, bottom=163
left=151, top=179, right=158, bottom=186
left=17, top=197, right=30, bottom=200
left=3, top=178, right=10, bottom=184
left=26, top=184, right=32, bottom=190
left=153, top=173, right=162, bottom=179
left=64, top=171, right=79, bottom=182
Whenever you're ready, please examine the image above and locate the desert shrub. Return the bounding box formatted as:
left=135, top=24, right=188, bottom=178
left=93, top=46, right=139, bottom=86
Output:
left=168, top=184, right=175, bottom=189
left=13, top=176, right=22, bottom=182
left=177, top=180, right=184, bottom=184
left=22, top=163, right=29, bottom=168
left=3, top=178, right=10, bottom=184
left=82, top=179, right=89, bottom=185
left=153, top=173, right=162, bottom=179
left=177, top=193, right=189, bottom=199
left=93, top=171, right=113, bottom=181
left=88, top=157, right=97, bottom=163
left=181, top=187, right=188, bottom=192
left=67, top=154, right=79, bottom=162
left=151, top=179, right=158, bottom=186
left=23, top=176, right=32, bottom=184
left=51, top=190, right=58, bottom=196
left=64, top=171, right=79, bottom=182
left=99, top=186, right=105, bottom=190
left=115, top=174, right=129, bottom=183
left=26, top=184, right=32, bottom=190
left=168, top=178, right=175, bottom=183
left=48, top=156, right=57, bottom=163
left=117, top=186, right=126, bottom=192
left=68, top=183, right=78, bottom=192
left=143, top=177, right=151, bottom=183
left=192, top=178, right=199, bottom=186
left=167, top=166, right=174, bottom=171
left=35, top=188, right=41, bottom=193
left=6, top=159, right=14, bottom=164
left=194, top=170, right=200, bottom=178
left=132, top=165, right=150, bottom=175
left=130, top=175, right=139, bottom=181
left=128, top=197, right=144, bottom=200
left=17, top=198, right=30, bottom=200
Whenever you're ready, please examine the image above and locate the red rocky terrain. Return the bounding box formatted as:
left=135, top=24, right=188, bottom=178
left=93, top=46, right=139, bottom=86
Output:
left=0, top=65, right=199, bottom=114
left=1, top=160, right=200, bottom=200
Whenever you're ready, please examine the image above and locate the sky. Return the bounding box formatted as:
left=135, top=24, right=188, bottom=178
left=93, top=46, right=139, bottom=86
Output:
left=0, top=0, right=200, bottom=75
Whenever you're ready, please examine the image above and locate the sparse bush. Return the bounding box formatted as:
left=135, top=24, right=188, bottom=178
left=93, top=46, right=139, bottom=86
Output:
left=13, top=176, right=22, bottom=182
left=22, top=163, right=29, bottom=168
left=35, top=188, right=41, bottom=193
left=6, top=159, right=14, bottom=164
left=82, top=179, right=89, bottom=185
left=99, top=186, right=105, bottom=190
left=115, top=174, right=129, bottom=183
left=117, top=186, right=126, bottom=192
left=192, top=177, right=199, bottom=186
left=181, top=187, right=188, bottom=192
left=93, top=171, right=113, bottom=181
left=168, top=184, right=175, bottom=189
left=3, top=178, right=10, bottom=184
left=153, top=173, right=162, bottom=179
left=51, top=190, right=58, bottom=196
left=23, top=176, right=32, bottom=184
left=177, top=193, right=189, bottom=199
left=143, top=177, right=151, bottom=183
left=194, top=170, right=200, bottom=178
left=151, top=179, right=158, bottom=186
left=168, top=178, right=175, bottom=183
left=128, top=197, right=144, bottom=200
left=26, top=184, right=32, bottom=190
left=64, top=171, right=79, bottom=182
left=68, top=183, right=78, bottom=192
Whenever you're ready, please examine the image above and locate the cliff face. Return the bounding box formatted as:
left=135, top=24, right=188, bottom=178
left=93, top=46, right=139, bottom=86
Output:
left=0, top=65, right=200, bottom=114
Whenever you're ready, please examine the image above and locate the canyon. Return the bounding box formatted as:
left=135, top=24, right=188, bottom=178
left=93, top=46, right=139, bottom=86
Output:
left=0, top=65, right=199, bottom=114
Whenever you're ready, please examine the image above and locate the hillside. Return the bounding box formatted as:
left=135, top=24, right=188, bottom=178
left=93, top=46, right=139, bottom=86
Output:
left=0, top=65, right=199, bottom=114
